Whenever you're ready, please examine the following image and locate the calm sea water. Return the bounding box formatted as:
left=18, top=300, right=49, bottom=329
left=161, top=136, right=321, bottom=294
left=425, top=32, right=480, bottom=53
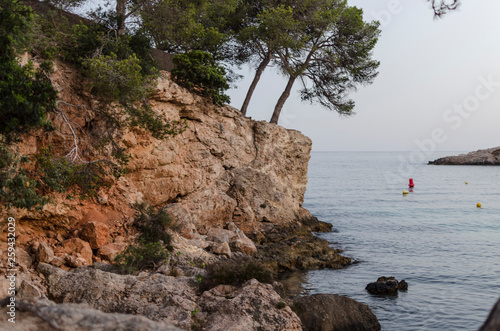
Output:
left=302, top=152, right=500, bottom=331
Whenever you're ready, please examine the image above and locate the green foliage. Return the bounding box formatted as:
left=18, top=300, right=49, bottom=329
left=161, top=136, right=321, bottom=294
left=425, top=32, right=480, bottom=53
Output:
left=172, top=51, right=230, bottom=105
left=83, top=53, right=146, bottom=102
left=115, top=242, right=170, bottom=274
left=140, top=0, right=239, bottom=58
left=34, top=148, right=111, bottom=198
left=0, top=0, right=57, bottom=142
left=115, top=207, right=175, bottom=274
left=199, top=257, right=274, bottom=291
left=0, top=146, right=48, bottom=210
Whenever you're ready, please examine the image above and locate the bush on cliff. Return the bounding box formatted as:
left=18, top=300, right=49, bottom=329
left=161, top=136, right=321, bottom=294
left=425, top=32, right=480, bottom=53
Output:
left=199, top=257, right=274, bottom=291
left=171, top=50, right=230, bottom=105
left=115, top=207, right=174, bottom=274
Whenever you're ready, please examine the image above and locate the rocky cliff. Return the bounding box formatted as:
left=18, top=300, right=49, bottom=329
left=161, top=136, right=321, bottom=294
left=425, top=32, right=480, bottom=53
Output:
left=0, top=59, right=361, bottom=329
left=429, top=147, right=500, bottom=165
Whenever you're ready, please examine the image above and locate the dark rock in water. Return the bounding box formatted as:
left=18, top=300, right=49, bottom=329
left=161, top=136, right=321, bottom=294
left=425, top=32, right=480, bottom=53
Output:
left=429, top=147, right=500, bottom=165
left=479, top=297, right=500, bottom=331
left=366, top=276, right=408, bottom=295
left=293, top=293, right=381, bottom=331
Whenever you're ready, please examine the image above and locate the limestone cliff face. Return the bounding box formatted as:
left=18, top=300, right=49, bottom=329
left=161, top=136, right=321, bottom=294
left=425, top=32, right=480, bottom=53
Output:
left=127, top=76, right=313, bottom=235
left=1, top=59, right=313, bottom=249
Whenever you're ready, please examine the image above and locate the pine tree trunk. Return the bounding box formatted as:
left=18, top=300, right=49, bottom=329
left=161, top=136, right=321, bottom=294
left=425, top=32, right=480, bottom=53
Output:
left=241, top=53, right=272, bottom=116
left=116, top=0, right=127, bottom=35
left=270, top=75, right=296, bottom=124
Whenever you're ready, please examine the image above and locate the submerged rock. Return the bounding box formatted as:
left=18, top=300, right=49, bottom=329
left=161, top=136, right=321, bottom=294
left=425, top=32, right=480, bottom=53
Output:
left=292, top=293, right=381, bottom=331
left=366, top=276, right=408, bottom=295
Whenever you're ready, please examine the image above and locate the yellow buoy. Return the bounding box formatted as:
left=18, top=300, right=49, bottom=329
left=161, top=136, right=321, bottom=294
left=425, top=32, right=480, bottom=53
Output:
left=465, top=181, right=469, bottom=185
left=402, top=190, right=409, bottom=195
left=477, top=202, right=482, bottom=208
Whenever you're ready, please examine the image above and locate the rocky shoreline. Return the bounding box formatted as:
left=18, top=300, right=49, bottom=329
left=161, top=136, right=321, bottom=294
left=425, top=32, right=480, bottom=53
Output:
left=0, top=59, right=376, bottom=330
left=429, top=147, right=500, bottom=165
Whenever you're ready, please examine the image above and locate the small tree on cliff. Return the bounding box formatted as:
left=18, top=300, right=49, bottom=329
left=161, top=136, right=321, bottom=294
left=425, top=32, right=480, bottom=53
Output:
left=269, top=0, right=380, bottom=124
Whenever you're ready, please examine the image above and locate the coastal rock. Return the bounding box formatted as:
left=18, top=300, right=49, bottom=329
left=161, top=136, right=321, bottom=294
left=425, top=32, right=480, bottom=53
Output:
left=97, top=243, right=128, bottom=262
left=292, top=293, right=381, bottom=331
left=479, top=297, right=500, bottom=331
left=200, top=279, right=302, bottom=331
left=211, top=242, right=231, bottom=258
left=36, top=242, right=54, bottom=264
left=46, top=268, right=199, bottom=329
left=429, top=147, right=500, bottom=165
left=366, top=276, right=408, bottom=295
left=0, top=298, right=182, bottom=331
left=59, top=238, right=93, bottom=266
left=80, top=221, right=110, bottom=249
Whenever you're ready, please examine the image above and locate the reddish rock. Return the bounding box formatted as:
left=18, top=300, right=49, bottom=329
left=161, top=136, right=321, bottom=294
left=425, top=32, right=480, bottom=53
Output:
left=97, top=243, right=127, bottom=262
left=61, top=238, right=92, bottom=265
left=80, top=221, right=110, bottom=249
left=36, top=242, right=54, bottom=264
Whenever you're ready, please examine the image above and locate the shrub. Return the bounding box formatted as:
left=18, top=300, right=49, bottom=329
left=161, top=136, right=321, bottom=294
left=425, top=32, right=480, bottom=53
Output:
left=199, top=257, right=274, bottom=291
left=115, top=207, right=175, bottom=274
left=172, top=50, right=230, bottom=105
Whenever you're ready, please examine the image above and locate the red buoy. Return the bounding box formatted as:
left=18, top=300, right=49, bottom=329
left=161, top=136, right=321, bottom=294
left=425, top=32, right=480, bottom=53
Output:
left=409, top=178, right=414, bottom=188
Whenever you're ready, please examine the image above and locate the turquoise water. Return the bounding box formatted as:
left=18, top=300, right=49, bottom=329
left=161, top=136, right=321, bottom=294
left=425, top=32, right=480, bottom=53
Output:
left=302, top=152, right=500, bottom=331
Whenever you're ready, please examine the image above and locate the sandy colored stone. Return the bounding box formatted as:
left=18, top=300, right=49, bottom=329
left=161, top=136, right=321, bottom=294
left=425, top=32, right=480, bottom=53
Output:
left=61, top=238, right=92, bottom=266
left=36, top=242, right=54, bottom=264
left=80, top=221, right=110, bottom=249
left=211, top=242, right=231, bottom=258
left=232, top=237, right=257, bottom=256
left=97, top=243, right=127, bottom=262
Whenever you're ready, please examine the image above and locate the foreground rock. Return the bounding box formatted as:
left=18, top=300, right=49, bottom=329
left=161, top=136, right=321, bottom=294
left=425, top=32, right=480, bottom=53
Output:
left=0, top=299, right=181, bottom=331
left=479, top=297, right=500, bottom=331
left=429, top=147, right=500, bottom=165
left=292, top=294, right=381, bottom=331
left=40, top=263, right=302, bottom=330
left=366, top=276, right=408, bottom=295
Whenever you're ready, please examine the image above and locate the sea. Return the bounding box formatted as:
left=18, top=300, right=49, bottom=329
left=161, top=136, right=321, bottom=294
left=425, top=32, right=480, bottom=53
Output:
left=301, top=151, right=500, bottom=331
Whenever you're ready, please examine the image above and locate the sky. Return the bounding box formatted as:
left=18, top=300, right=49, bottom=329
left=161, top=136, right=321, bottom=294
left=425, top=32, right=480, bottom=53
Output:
left=227, top=0, right=500, bottom=151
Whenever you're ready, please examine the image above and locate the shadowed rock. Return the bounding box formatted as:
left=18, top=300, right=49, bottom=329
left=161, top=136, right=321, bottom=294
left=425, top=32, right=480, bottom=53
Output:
left=366, top=276, right=408, bottom=295
left=292, top=293, right=381, bottom=331
left=479, top=297, right=500, bottom=331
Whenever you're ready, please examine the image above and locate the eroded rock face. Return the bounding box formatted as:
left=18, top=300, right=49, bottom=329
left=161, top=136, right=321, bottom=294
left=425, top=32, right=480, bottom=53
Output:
left=80, top=221, right=110, bottom=249
left=0, top=299, right=182, bottom=331
left=292, top=294, right=381, bottom=331
left=199, top=279, right=302, bottom=331
left=43, top=266, right=303, bottom=331
left=429, top=147, right=500, bottom=165
left=479, top=297, right=500, bottom=331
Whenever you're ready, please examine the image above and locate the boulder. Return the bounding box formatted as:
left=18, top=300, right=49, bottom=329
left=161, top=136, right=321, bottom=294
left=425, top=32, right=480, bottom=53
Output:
left=80, top=221, right=110, bottom=249
left=60, top=238, right=93, bottom=266
left=200, top=279, right=302, bottom=331
left=231, top=237, right=257, bottom=256
left=97, top=243, right=127, bottom=262
left=0, top=298, right=182, bottom=331
left=366, top=276, right=408, bottom=295
left=36, top=242, right=54, bottom=264
left=292, top=293, right=381, bottom=331
left=211, top=242, right=231, bottom=258
left=45, top=268, right=199, bottom=330
left=17, top=248, right=33, bottom=268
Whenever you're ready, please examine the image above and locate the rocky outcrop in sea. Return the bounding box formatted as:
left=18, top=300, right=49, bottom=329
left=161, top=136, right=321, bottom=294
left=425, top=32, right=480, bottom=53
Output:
left=429, top=147, right=500, bottom=165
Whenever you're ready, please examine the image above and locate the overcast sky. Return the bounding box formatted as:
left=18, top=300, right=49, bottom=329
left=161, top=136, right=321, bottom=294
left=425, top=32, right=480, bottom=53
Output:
left=227, top=0, right=500, bottom=151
